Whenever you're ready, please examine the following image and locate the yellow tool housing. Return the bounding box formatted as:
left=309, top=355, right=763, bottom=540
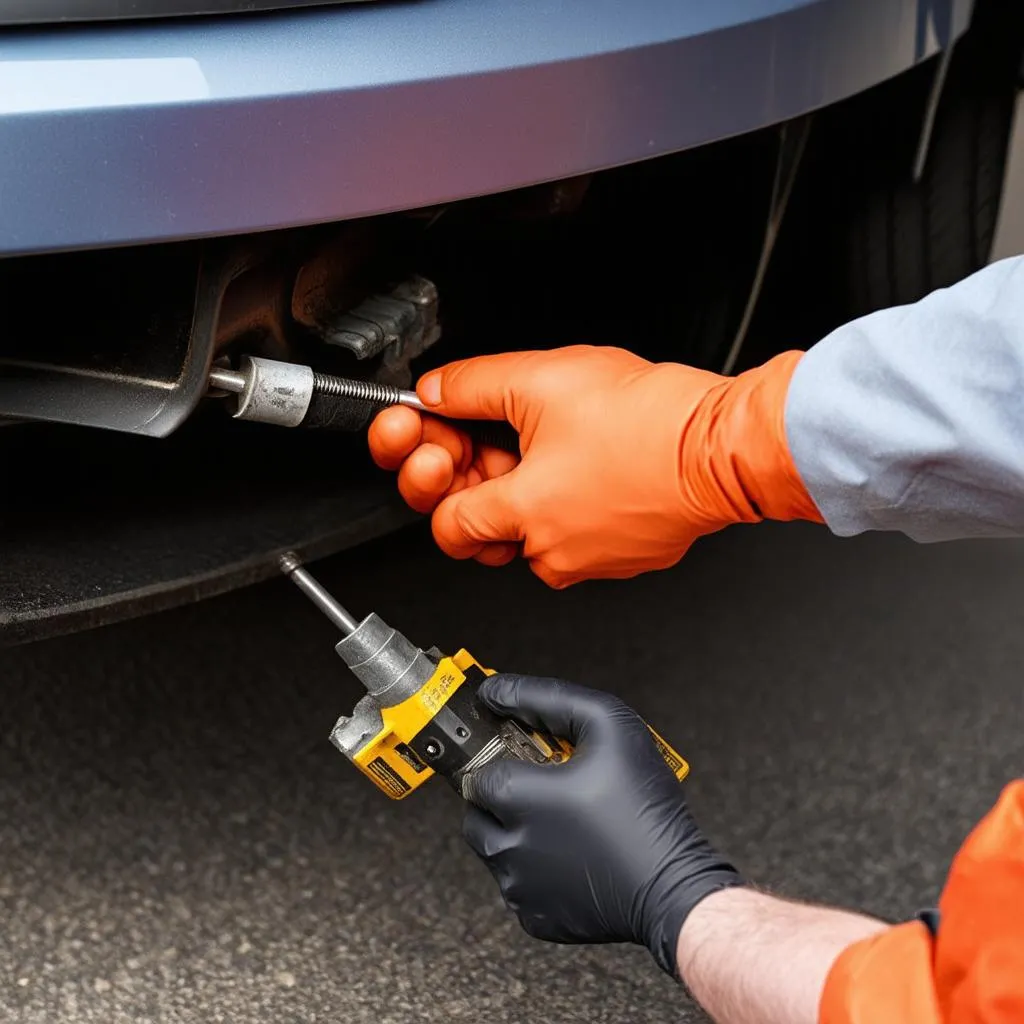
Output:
left=348, top=649, right=688, bottom=800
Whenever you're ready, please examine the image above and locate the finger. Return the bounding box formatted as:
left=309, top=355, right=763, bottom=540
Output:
left=397, top=443, right=455, bottom=514
left=368, top=406, right=423, bottom=470
left=461, top=805, right=514, bottom=860
left=474, top=543, right=519, bottom=568
left=431, top=472, right=525, bottom=559
left=475, top=445, right=520, bottom=481
left=477, top=674, right=623, bottom=746
left=465, top=756, right=554, bottom=823
left=418, top=420, right=519, bottom=482
left=518, top=911, right=563, bottom=943
left=417, top=352, right=540, bottom=423
left=398, top=436, right=519, bottom=518
left=528, top=559, right=579, bottom=591
left=419, top=417, right=473, bottom=473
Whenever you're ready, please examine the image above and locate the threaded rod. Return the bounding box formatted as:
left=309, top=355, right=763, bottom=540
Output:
left=311, top=371, right=426, bottom=412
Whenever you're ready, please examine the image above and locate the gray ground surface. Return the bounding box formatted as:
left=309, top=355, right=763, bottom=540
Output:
left=2, top=522, right=1022, bottom=1023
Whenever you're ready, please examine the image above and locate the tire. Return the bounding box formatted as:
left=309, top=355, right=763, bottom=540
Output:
left=838, top=0, right=1023, bottom=317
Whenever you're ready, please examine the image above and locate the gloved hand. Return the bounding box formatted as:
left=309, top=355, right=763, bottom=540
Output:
left=462, top=674, right=744, bottom=977
left=368, top=346, right=821, bottom=588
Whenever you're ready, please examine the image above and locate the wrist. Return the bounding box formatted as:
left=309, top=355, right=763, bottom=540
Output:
left=645, top=860, right=746, bottom=979
left=676, top=887, right=888, bottom=1024
left=675, top=886, right=759, bottom=987
left=701, top=351, right=823, bottom=526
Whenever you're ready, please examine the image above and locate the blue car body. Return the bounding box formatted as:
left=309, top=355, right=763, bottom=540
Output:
left=4, top=0, right=1008, bottom=644
left=0, top=0, right=971, bottom=257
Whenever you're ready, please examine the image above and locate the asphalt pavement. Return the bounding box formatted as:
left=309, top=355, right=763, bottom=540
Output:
left=2, top=521, right=1022, bottom=1023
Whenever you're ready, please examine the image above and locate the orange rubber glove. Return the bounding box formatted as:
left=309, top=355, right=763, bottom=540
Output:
left=368, top=346, right=821, bottom=588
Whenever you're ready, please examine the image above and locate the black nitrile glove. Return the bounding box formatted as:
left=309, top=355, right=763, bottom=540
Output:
left=462, top=674, right=745, bottom=977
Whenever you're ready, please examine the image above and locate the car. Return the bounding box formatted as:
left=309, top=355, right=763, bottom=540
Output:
left=0, top=0, right=1021, bottom=644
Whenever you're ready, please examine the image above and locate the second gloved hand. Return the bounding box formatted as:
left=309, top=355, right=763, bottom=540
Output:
left=463, top=674, right=744, bottom=976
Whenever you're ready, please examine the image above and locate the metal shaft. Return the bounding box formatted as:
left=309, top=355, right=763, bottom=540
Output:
left=207, top=359, right=426, bottom=412
left=399, top=389, right=426, bottom=412
left=279, top=553, right=361, bottom=635
left=208, top=367, right=247, bottom=394
left=309, top=370, right=426, bottom=412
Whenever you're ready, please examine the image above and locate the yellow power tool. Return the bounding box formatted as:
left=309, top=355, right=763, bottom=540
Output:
left=280, top=554, right=689, bottom=800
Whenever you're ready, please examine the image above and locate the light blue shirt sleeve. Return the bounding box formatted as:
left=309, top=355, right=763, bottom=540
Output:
left=785, top=255, right=1024, bottom=541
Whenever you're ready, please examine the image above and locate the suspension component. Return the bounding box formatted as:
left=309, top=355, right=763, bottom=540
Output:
left=208, top=355, right=519, bottom=452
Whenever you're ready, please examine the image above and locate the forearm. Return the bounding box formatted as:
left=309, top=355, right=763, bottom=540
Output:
left=787, top=255, right=1024, bottom=541
left=677, top=888, right=886, bottom=1024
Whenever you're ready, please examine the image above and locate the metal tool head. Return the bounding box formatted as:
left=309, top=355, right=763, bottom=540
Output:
left=277, top=553, right=433, bottom=702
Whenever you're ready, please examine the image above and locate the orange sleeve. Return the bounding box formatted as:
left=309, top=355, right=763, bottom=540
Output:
left=935, top=780, right=1024, bottom=1024
left=820, top=922, right=941, bottom=1024
left=820, top=780, right=1024, bottom=1024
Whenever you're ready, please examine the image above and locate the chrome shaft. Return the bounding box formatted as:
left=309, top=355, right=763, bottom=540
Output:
left=310, top=371, right=426, bottom=412
left=279, top=553, right=361, bottom=635
left=207, top=358, right=426, bottom=412
left=207, top=367, right=247, bottom=394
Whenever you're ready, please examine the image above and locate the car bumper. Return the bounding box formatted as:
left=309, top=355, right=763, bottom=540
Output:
left=0, top=0, right=972, bottom=256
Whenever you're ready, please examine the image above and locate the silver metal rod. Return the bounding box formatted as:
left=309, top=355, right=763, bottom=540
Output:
left=278, top=553, right=361, bottom=635
left=208, top=367, right=247, bottom=394
left=397, top=390, right=427, bottom=412
left=209, top=358, right=427, bottom=413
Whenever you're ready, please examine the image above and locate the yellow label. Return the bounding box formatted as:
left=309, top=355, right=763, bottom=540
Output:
left=364, top=756, right=412, bottom=798
left=415, top=668, right=462, bottom=716
left=646, top=727, right=690, bottom=782
left=352, top=651, right=482, bottom=800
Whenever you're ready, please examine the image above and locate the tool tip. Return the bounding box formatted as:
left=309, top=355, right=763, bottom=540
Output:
left=278, top=552, right=303, bottom=576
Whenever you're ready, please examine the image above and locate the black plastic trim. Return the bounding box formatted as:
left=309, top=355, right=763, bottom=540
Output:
left=0, top=420, right=417, bottom=646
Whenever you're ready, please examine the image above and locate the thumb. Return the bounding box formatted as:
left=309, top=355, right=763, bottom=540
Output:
left=463, top=755, right=550, bottom=822
left=477, top=674, right=621, bottom=746
left=431, top=471, right=525, bottom=559
left=417, top=352, right=539, bottom=424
